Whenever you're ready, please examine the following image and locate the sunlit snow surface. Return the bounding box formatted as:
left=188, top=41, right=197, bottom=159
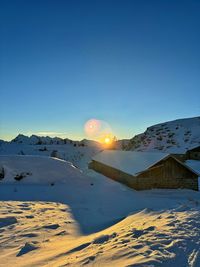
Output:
left=0, top=155, right=200, bottom=266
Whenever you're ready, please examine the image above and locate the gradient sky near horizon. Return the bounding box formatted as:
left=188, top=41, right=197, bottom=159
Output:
left=1, top=0, right=200, bottom=141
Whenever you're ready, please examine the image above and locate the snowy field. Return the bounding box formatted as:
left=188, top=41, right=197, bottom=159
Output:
left=0, top=155, right=200, bottom=266
left=0, top=142, right=101, bottom=170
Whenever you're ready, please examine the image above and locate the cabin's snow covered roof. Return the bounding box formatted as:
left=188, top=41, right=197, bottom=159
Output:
left=92, top=150, right=169, bottom=176
left=185, top=160, right=200, bottom=175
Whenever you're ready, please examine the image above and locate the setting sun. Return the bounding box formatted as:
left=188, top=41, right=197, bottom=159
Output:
left=98, top=133, right=114, bottom=145
left=104, top=137, right=111, bottom=144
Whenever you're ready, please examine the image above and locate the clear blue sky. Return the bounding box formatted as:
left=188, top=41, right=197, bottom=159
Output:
left=1, top=0, right=200, bottom=141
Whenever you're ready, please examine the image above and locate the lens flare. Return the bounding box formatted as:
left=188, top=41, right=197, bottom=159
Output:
left=84, top=119, right=101, bottom=138
left=84, top=119, right=113, bottom=143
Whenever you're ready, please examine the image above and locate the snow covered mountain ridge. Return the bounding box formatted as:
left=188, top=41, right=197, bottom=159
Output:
left=125, top=116, right=200, bottom=153
left=1, top=116, right=200, bottom=155
left=0, top=135, right=102, bottom=170
left=10, top=134, right=100, bottom=147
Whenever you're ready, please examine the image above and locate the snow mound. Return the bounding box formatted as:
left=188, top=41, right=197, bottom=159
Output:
left=0, top=155, right=89, bottom=185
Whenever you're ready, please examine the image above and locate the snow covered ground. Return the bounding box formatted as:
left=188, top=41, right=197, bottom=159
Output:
left=1, top=200, right=200, bottom=267
left=0, top=155, right=200, bottom=266
left=0, top=142, right=101, bottom=169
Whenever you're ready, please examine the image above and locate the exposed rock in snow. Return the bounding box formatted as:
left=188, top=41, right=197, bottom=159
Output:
left=126, top=116, right=200, bottom=153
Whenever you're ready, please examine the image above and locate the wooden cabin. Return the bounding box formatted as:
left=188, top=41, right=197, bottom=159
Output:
left=186, top=146, right=200, bottom=160
left=89, top=150, right=199, bottom=191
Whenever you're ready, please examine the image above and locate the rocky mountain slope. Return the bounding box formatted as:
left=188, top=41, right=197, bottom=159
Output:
left=126, top=117, right=200, bottom=153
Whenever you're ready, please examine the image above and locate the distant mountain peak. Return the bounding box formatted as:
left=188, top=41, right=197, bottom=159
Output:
left=10, top=134, right=102, bottom=147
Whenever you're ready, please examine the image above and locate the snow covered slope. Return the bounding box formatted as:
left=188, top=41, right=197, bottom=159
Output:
left=126, top=116, right=200, bottom=153
left=0, top=155, right=88, bottom=184
left=0, top=142, right=101, bottom=169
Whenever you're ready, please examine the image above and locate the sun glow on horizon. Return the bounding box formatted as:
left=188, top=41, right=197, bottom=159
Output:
left=98, top=133, right=114, bottom=146
left=104, top=137, right=111, bottom=144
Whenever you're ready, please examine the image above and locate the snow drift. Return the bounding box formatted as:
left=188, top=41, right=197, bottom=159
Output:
left=0, top=155, right=88, bottom=185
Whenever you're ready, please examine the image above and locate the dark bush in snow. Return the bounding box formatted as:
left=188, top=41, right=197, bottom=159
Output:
left=0, top=167, right=5, bottom=179
left=51, top=150, right=58, bottom=158
left=39, top=147, right=47, bottom=151
left=14, top=172, right=31, bottom=181
left=14, top=173, right=26, bottom=181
